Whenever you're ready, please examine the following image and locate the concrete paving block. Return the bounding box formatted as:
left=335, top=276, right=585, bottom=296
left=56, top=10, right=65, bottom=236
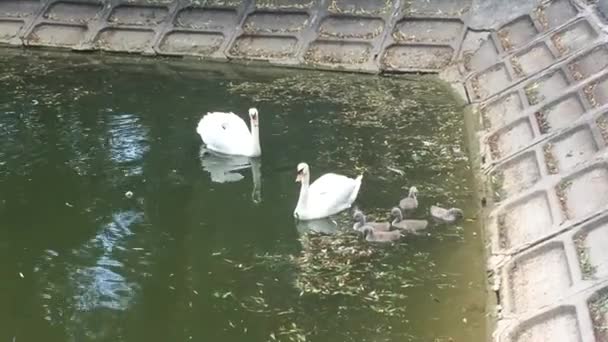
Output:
left=232, top=35, right=298, bottom=59
left=573, top=215, right=608, bottom=280
left=551, top=19, right=599, bottom=57
left=319, top=15, right=383, bottom=40
left=511, top=41, right=556, bottom=78
left=534, top=0, right=579, bottom=31
left=491, top=150, right=541, bottom=201
left=598, top=111, right=608, bottom=143
left=175, top=7, right=240, bottom=31
left=0, top=0, right=41, bottom=18
left=481, top=91, right=526, bottom=130
left=403, top=0, right=471, bottom=17
left=200, top=0, right=242, bottom=8
left=381, top=44, right=454, bottom=71
left=95, top=27, right=155, bottom=52
left=43, top=2, right=102, bottom=24
left=502, top=241, right=573, bottom=314
left=503, top=306, right=582, bottom=342
left=590, top=76, right=608, bottom=107
left=254, top=0, right=318, bottom=10
left=27, top=23, right=88, bottom=47
left=470, top=63, right=513, bottom=100
left=488, top=118, right=535, bottom=160
left=524, top=69, right=570, bottom=105
left=0, top=0, right=43, bottom=44
left=557, top=163, right=608, bottom=220
left=304, top=40, right=371, bottom=65
left=535, top=93, right=586, bottom=134
left=466, top=36, right=500, bottom=72
left=158, top=31, right=225, bottom=55
left=327, top=0, right=393, bottom=16
left=495, top=191, right=556, bottom=251
left=497, top=15, right=539, bottom=52
left=160, top=4, right=248, bottom=59
left=247, top=12, right=311, bottom=35
left=382, top=16, right=464, bottom=72
left=108, top=4, right=169, bottom=27
left=392, top=18, right=463, bottom=44
left=543, top=124, right=600, bottom=174
left=0, top=20, right=26, bottom=42
left=588, top=286, right=608, bottom=340
left=567, top=44, right=608, bottom=82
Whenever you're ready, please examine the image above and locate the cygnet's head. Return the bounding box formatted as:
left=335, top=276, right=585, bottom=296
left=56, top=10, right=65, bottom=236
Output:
left=391, top=207, right=403, bottom=220
left=353, top=210, right=365, bottom=223
left=449, top=208, right=464, bottom=218
left=409, top=186, right=419, bottom=197
left=295, top=162, right=309, bottom=183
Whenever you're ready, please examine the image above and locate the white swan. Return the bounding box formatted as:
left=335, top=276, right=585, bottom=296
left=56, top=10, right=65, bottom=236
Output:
left=196, top=108, right=261, bottom=157
left=294, top=162, right=363, bottom=221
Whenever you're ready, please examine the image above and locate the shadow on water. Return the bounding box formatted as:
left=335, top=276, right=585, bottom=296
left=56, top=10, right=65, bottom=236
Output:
left=0, top=49, right=485, bottom=342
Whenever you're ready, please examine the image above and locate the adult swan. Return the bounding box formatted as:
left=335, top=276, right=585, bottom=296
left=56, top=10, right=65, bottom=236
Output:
left=294, top=162, right=363, bottom=220
left=196, top=108, right=261, bottom=157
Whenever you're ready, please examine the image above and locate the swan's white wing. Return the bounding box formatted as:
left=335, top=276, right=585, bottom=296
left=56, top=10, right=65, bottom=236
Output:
left=307, top=173, right=361, bottom=215
left=196, top=112, right=252, bottom=156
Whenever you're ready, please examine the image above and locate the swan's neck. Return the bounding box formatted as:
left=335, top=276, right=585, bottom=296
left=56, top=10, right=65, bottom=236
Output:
left=296, top=173, right=310, bottom=214
left=250, top=120, right=261, bottom=156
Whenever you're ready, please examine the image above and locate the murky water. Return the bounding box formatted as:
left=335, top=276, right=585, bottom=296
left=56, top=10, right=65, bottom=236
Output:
left=0, top=50, right=486, bottom=342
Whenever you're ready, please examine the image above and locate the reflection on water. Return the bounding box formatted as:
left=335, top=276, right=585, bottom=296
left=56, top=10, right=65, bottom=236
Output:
left=107, top=112, right=149, bottom=176
left=0, top=50, right=485, bottom=342
left=73, top=211, right=143, bottom=311
left=295, top=217, right=339, bottom=235
left=199, top=147, right=262, bottom=203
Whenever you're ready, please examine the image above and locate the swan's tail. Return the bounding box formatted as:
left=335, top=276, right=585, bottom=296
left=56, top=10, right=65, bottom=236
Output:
left=348, top=174, right=363, bottom=205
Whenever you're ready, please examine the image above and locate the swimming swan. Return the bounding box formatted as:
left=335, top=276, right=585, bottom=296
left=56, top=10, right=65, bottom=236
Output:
left=294, top=162, right=362, bottom=221
left=430, top=205, right=464, bottom=223
left=353, top=209, right=390, bottom=232
left=196, top=108, right=261, bottom=157
left=390, top=207, right=429, bottom=234
left=399, top=186, right=419, bottom=211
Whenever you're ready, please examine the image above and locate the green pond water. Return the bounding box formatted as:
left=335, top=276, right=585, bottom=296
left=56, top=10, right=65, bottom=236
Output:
left=0, top=50, right=486, bottom=342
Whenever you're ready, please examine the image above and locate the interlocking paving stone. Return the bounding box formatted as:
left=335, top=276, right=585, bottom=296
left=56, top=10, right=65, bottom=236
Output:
left=462, top=1, right=608, bottom=340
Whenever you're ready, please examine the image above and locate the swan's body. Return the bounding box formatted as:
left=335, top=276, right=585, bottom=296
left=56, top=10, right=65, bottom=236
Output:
left=430, top=206, right=464, bottom=223
left=399, top=186, right=419, bottom=211
left=196, top=108, right=261, bottom=157
left=362, top=227, right=402, bottom=242
left=353, top=209, right=390, bottom=232
left=391, top=207, right=429, bottom=234
left=294, top=163, right=362, bottom=221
